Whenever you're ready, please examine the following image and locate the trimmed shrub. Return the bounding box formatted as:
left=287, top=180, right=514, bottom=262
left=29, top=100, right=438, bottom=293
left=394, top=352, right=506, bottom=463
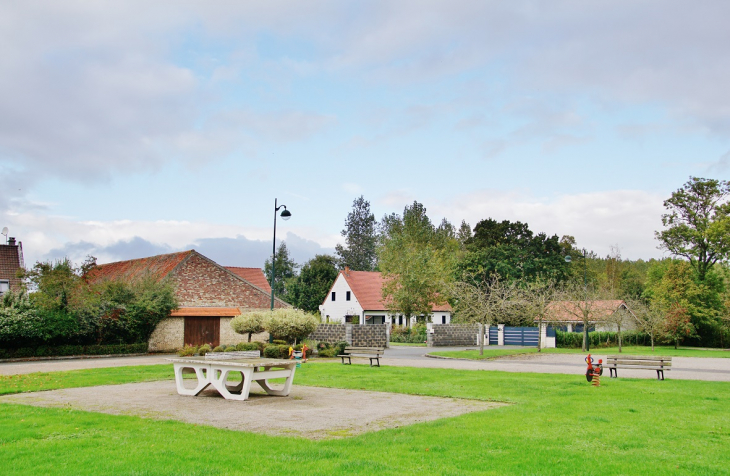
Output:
left=236, top=342, right=260, bottom=352
left=177, top=344, right=197, bottom=357
left=198, top=344, right=212, bottom=356
left=263, top=344, right=289, bottom=359
left=212, top=345, right=225, bottom=352
left=265, top=309, right=319, bottom=344
left=230, top=311, right=266, bottom=342
left=224, top=345, right=237, bottom=351
left=0, top=343, right=148, bottom=360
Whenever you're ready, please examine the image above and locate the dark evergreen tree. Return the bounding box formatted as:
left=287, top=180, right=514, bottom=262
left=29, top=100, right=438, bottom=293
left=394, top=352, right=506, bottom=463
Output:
left=264, top=242, right=298, bottom=300
left=286, top=254, right=339, bottom=312
left=336, top=195, right=377, bottom=271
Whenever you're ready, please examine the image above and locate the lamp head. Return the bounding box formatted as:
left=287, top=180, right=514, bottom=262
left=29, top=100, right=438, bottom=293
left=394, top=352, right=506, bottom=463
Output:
left=564, top=255, right=572, bottom=263
left=280, top=209, right=292, bottom=221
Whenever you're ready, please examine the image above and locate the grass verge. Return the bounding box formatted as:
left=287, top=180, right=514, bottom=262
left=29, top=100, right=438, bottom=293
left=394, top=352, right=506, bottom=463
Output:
left=1, top=363, right=729, bottom=474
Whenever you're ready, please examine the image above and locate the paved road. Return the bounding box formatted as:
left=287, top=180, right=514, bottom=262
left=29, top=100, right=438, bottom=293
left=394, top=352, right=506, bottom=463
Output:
left=2, top=347, right=730, bottom=381
left=383, top=346, right=730, bottom=382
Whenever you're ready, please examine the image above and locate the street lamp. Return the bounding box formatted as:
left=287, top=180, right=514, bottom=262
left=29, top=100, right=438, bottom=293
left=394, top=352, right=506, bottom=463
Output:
left=270, top=198, right=291, bottom=311
left=565, top=248, right=589, bottom=350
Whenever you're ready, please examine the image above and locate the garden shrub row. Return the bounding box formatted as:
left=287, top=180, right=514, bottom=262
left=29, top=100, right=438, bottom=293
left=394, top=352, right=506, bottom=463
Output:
left=0, top=343, right=148, bottom=360
left=556, top=330, right=652, bottom=348
left=177, top=341, right=313, bottom=359
left=390, top=323, right=427, bottom=343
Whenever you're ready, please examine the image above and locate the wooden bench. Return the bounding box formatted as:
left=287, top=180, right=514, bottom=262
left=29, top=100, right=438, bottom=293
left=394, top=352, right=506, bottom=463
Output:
left=338, top=347, right=385, bottom=367
left=605, top=355, right=672, bottom=380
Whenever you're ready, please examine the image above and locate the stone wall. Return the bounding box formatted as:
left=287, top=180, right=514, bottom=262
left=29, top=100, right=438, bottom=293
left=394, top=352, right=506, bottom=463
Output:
left=309, top=324, right=347, bottom=344
left=428, top=324, right=480, bottom=347
left=310, top=324, right=389, bottom=347
left=352, top=324, right=388, bottom=347
left=148, top=317, right=184, bottom=351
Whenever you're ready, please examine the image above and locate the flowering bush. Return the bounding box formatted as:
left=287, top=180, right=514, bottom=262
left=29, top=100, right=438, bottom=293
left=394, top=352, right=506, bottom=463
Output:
left=265, top=308, right=319, bottom=344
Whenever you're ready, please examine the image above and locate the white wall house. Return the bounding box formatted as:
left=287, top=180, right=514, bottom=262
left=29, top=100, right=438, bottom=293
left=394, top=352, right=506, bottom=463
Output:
left=319, top=268, right=452, bottom=325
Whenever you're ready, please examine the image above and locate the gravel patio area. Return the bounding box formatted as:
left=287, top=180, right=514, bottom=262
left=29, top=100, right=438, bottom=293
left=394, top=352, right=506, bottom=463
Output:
left=1, top=380, right=504, bottom=440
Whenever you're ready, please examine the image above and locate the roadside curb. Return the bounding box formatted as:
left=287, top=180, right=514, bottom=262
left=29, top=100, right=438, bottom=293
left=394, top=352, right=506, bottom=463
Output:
left=0, top=353, right=152, bottom=364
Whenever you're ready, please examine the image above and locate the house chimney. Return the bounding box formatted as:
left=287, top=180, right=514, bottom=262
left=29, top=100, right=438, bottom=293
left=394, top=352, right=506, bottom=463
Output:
left=7, top=237, right=15, bottom=246
left=344, top=266, right=350, bottom=276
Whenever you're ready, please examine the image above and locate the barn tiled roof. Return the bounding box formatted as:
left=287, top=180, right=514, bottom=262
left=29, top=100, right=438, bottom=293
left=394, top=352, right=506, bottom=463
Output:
left=546, top=300, right=628, bottom=322
left=225, top=267, right=271, bottom=294
left=0, top=242, right=24, bottom=291
left=340, top=269, right=452, bottom=312
left=86, top=250, right=194, bottom=284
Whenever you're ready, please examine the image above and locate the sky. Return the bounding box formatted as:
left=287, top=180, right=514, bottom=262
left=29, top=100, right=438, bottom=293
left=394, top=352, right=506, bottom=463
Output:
left=2, top=1, right=730, bottom=269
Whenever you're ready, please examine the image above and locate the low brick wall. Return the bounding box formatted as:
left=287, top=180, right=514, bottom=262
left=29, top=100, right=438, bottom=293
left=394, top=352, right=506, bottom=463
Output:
left=428, top=324, right=480, bottom=347
left=310, top=324, right=389, bottom=347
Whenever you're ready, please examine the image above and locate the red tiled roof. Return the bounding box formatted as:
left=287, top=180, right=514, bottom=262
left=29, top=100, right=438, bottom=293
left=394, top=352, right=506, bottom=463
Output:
left=171, top=307, right=241, bottom=317
left=225, top=267, right=271, bottom=293
left=86, top=250, right=194, bottom=284
left=546, top=300, right=628, bottom=322
left=341, top=270, right=452, bottom=312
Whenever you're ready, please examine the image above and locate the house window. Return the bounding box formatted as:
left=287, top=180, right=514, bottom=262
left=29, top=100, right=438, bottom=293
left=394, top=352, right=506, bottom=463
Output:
left=0, top=280, right=8, bottom=296
left=331, top=292, right=336, bottom=301
left=442, top=315, right=446, bottom=324
left=346, top=291, right=351, bottom=301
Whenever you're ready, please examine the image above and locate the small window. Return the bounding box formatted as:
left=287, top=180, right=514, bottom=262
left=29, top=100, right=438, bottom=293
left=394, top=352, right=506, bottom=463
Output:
left=442, top=315, right=446, bottom=324
left=331, top=292, right=336, bottom=301
left=346, top=291, right=351, bottom=301
left=0, top=280, right=8, bottom=296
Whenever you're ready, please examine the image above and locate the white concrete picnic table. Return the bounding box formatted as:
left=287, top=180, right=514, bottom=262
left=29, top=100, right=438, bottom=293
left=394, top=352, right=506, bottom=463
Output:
left=167, top=356, right=297, bottom=401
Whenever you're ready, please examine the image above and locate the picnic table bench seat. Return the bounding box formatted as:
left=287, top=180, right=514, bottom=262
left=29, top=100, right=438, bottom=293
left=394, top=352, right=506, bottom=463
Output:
left=338, top=347, right=385, bottom=367
left=605, top=355, right=672, bottom=380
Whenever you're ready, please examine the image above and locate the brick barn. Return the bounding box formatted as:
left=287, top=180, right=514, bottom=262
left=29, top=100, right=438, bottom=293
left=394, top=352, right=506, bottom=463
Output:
left=87, top=250, right=288, bottom=351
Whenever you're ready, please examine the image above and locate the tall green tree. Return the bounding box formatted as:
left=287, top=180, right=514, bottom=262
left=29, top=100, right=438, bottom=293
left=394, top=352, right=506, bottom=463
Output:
left=286, top=254, right=339, bottom=312
left=656, top=177, right=730, bottom=281
left=378, top=201, right=458, bottom=323
left=336, top=195, right=378, bottom=271
left=264, top=242, right=298, bottom=300
left=458, top=218, right=570, bottom=284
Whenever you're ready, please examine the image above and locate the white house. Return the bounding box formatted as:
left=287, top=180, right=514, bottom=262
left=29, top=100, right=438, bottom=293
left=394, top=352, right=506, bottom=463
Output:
left=318, top=267, right=452, bottom=325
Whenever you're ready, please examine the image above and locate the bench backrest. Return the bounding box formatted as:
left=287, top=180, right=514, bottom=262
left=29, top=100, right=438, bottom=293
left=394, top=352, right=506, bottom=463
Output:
left=344, top=347, right=385, bottom=353
left=605, top=355, right=671, bottom=367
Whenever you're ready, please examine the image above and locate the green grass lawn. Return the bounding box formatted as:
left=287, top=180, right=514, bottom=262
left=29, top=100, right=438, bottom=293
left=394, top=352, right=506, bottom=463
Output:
left=2, top=363, right=730, bottom=475
left=430, top=345, right=730, bottom=360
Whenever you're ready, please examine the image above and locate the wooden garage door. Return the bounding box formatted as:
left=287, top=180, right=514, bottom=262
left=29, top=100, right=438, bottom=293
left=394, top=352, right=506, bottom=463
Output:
left=184, top=317, right=220, bottom=347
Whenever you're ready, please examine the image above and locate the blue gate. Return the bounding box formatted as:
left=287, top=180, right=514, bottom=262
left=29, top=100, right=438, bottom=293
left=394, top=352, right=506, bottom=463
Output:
left=488, top=327, right=499, bottom=345
left=503, top=327, right=539, bottom=346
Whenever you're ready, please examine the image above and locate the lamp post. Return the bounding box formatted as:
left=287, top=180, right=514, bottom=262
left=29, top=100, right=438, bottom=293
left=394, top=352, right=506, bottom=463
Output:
left=565, top=248, right=589, bottom=350
left=270, top=198, right=291, bottom=311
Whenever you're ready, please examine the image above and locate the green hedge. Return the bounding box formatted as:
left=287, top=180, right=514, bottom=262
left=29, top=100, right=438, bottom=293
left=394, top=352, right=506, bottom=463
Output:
left=556, top=330, right=652, bottom=348
left=0, top=343, right=149, bottom=360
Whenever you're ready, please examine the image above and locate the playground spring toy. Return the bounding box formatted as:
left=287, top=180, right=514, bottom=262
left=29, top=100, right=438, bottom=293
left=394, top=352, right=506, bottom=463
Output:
left=585, top=354, right=603, bottom=383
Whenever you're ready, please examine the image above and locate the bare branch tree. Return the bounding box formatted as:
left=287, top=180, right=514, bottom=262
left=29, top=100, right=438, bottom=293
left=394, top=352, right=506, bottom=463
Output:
left=551, top=284, right=616, bottom=351
left=515, top=280, right=560, bottom=352
left=449, top=275, right=516, bottom=355
left=626, top=299, right=665, bottom=352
